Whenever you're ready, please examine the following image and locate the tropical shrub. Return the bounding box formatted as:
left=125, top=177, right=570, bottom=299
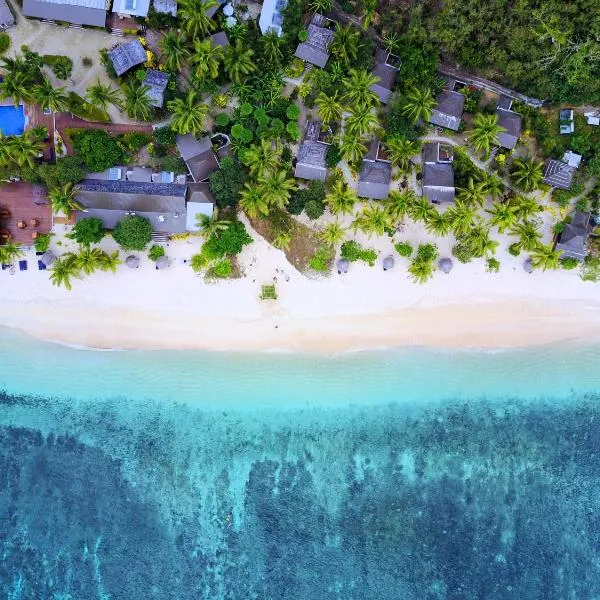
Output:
left=112, top=216, right=153, bottom=251
left=207, top=258, right=233, bottom=279
left=0, top=32, right=10, bottom=54
left=308, top=245, right=334, bottom=272
left=304, top=199, right=326, bottom=220
left=118, top=131, right=151, bottom=153
left=68, top=129, right=126, bottom=172
left=69, top=217, right=105, bottom=246
left=508, top=243, right=521, bottom=256
left=215, top=113, right=230, bottom=128
left=203, top=220, right=252, bottom=257
left=288, top=180, right=326, bottom=217
left=395, top=242, right=413, bottom=257
left=42, top=55, right=73, bottom=79
left=34, top=233, right=52, bottom=253
left=341, top=240, right=378, bottom=266
left=486, top=257, right=501, bottom=272
left=154, top=126, right=177, bottom=146
left=560, top=257, right=579, bottom=270
left=37, top=156, right=85, bottom=188
left=326, top=144, right=342, bottom=168
left=209, top=157, right=248, bottom=209
left=148, top=244, right=166, bottom=261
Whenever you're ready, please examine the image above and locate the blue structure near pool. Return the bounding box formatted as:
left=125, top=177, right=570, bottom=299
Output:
left=0, top=104, right=26, bottom=136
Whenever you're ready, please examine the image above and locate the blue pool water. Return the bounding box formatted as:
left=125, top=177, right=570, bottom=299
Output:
left=1, top=329, right=600, bottom=598
left=0, top=104, right=25, bottom=136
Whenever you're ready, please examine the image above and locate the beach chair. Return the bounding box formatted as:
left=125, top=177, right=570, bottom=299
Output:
left=38, top=260, right=46, bottom=270
left=2, top=263, right=11, bottom=270
left=19, top=260, right=27, bottom=271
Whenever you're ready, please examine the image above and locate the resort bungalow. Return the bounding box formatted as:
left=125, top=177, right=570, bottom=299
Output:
left=113, top=0, right=150, bottom=17
left=259, top=0, right=286, bottom=36
left=152, top=0, right=176, bottom=15
left=495, top=95, right=522, bottom=150
left=185, top=183, right=216, bottom=231
left=107, top=40, right=147, bottom=77
left=543, top=151, right=582, bottom=190
left=22, top=0, right=106, bottom=27
left=75, top=179, right=188, bottom=234
left=294, top=120, right=328, bottom=181
left=422, top=142, right=455, bottom=204
left=0, top=0, right=15, bottom=29
left=294, top=13, right=334, bottom=68
left=428, top=90, right=465, bottom=132
left=555, top=211, right=591, bottom=261
left=357, top=138, right=392, bottom=200
left=176, top=134, right=219, bottom=182
left=559, top=109, right=574, bottom=134
left=369, top=48, right=399, bottom=104
left=143, top=69, right=170, bottom=108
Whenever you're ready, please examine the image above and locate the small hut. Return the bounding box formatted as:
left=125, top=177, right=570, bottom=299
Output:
left=438, top=258, right=453, bottom=274
left=40, top=251, right=56, bottom=267
left=336, top=259, right=349, bottom=274
left=523, top=258, right=534, bottom=273
left=155, top=255, right=169, bottom=270
left=126, top=255, right=140, bottom=269
left=382, top=256, right=394, bottom=271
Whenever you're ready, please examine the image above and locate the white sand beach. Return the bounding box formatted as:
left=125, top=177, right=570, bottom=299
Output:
left=1, top=215, right=600, bottom=352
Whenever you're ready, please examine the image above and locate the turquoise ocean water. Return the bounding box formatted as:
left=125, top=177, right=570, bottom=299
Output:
left=1, top=328, right=600, bottom=599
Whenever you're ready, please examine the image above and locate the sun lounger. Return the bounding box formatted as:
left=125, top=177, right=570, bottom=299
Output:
left=2, top=263, right=11, bottom=270
left=38, top=260, right=46, bottom=270
left=19, top=260, right=27, bottom=271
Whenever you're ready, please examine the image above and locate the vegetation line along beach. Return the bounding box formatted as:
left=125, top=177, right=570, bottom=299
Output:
left=0, top=0, right=598, bottom=350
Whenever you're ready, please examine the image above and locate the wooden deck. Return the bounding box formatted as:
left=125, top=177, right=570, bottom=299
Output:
left=0, top=183, right=52, bottom=247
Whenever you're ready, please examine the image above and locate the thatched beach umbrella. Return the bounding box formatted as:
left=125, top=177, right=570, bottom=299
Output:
left=438, top=257, right=453, bottom=274
left=40, top=251, right=56, bottom=267
left=382, top=255, right=394, bottom=271
left=155, top=255, right=169, bottom=270
left=336, top=259, right=349, bottom=274
left=523, top=258, right=534, bottom=273
left=126, top=255, right=140, bottom=269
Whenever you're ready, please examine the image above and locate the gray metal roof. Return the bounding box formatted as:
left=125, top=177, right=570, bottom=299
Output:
left=357, top=161, right=391, bottom=199
left=369, top=49, right=398, bottom=104
left=205, top=0, right=225, bottom=18
left=497, top=94, right=513, bottom=111
left=22, top=0, right=106, bottom=25
left=556, top=211, right=590, bottom=261
left=127, top=166, right=153, bottom=182
left=294, top=15, right=333, bottom=68
left=428, top=90, right=465, bottom=131
left=496, top=108, right=522, bottom=150
left=108, top=40, right=146, bottom=77
left=143, top=69, right=169, bottom=108
left=208, top=30, right=229, bottom=48
left=422, top=143, right=455, bottom=203
left=176, top=134, right=219, bottom=182
left=152, top=0, right=176, bottom=14
left=0, top=0, right=14, bottom=28
left=295, top=140, right=327, bottom=181
left=185, top=182, right=214, bottom=204
left=543, top=159, right=576, bottom=189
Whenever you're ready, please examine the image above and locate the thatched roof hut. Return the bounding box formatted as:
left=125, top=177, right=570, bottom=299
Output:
left=336, top=259, right=349, bottom=274
left=126, top=255, right=140, bottom=269
left=438, top=257, right=453, bottom=273
left=382, top=255, right=394, bottom=271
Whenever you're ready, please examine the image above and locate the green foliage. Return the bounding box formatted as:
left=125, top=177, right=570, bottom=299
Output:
left=286, top=103, right=300, bottom=120
left=42, top=55, right=73, bottom=79
left=215, top=113, right=230, bottom=128
left=66, top=92, right=110, bottom=122
left=581, top=256, right=600, bottom=282
left=452, top=242, right=475, bottom=264
left=0, top=32, right=10, bottom=54
left=37, top=157, right=85, bottom=188
left=560, top=256, right=579, bottom=270
left=285, top=121, right=301, bottom=141
left=453, top=147, right=485, bottom=188
left=304, top=199, right=325, bottom=220
left=325, top=144, right=342, bottom=168
left=416, top=243, right=438, bottom=263
left=154, top=126, right=177, bottom=146
left=384, top=96, right=423, bottom=141
left=117, top=131, right=151, bottom=153
left=112, top=216, right=153, bottom=251
left=308, top=245, right=334, bottom=272
left=486, top=257, right=501, bottom=272
left=288, top=181, right=326, bottom=217
left=34, top=233, right=52, bottom=253
left=231, top=123, right=253, bottom=144
left=69, top=217, right=105, bottom=246
left=68, top=129, right=126, bottom=172
left=508, top=243, right=521, bottom=257
left=209, top=157, right=249, bottom=209
left=203, top=220, right=252, bottom=257
left=394, top=242, right=413, bottom=258
left=239, top=103, right=253, bottom=117
left=148, top=245, right=166, bottom=261
left=341, top=240, right=378, bottom=266
left=552, top=179, right=586, bottom=208
left=207, top=258, right=233, bottom=279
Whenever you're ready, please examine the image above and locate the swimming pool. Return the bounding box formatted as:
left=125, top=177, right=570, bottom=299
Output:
left=0, top=104, right=26, bottom=136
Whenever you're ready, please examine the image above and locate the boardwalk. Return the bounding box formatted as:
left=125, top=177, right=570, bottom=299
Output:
left=0, top=182, right=52, bottom=246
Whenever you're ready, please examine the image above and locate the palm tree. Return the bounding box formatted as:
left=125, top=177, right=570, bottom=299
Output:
left=241, top=139, right=281, bottom=179
left=425, top=210, right=452, bottom=236
left=49, top=255, right=80, bottom=290
left=510, top=157, right=544, bottom=192
left=86, top=80, right=123, bottom=111
left=261, top=31, right=283, bottom=65
left=196, top=210, right=231, bottom=239
left=342, top=69, right=379, bottom=109
left=240, top=183, right=269, bottom=218
left=386, top=137, right=420, bottom=171
left=100, top=250, right=122, bottom=273
left=316, top=91, right=343, bottom=125
left=0, top=241, right=25, bottom=264
left=330, top=24, right=360, bottom=66
left=33, top=78, right=69, bottom=113
left=456, top=178, right=488, bottom=208
left=407, top=195, right=434, bottom=223
left=345, top=106, right=379, bottom=137
left=530, top=244, right=560, bottom=271
left=6, top=134, right=44, bottom=169
left=462, top=225, right=498, bottom=257
left=510, top=221, right=542, bottom=252
left=159, top=31, right=189, bottom=72
left=259, top=171, right=296, bottom=210
left=319, top=221, right=346, bottom=247
left=384, top=189, right=415, bottom=223
left=48, top=184, right=82, bottom=216
left=74, top=246, right=105, bottom=275
left=487, top=202, right=518, bottom=233
left=481, top=172, right=505, bottom=199
left=447, top=199, right=478, bottom=236
left=224, top=40, right=256, bottom=83
left=326, top=180, right=357, bottom=215
left=178, top=0, right=217, bottom=38
left=352, top=205, right=391, bottom=236
left=401, top=87, right=436, bottom=124
left=167, top=91, right=209, bottom=136
left=123, top=81, right=152, bottom=121
left=190, top=38, right=223, bottom=79
left=408, top=257, right=435, bottom=284
left=309, top=0, right=332, bottom=11
left=361, top=0, right=378, bottom=29
left=0, top=70, right=30, bottom=106
left=511, top=194, right=543, bottom=221
left=339, top=133, right=367, bottom=164
left=467, top=113, right=505, bottom=156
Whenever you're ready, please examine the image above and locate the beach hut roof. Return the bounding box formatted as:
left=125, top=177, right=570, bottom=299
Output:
left=523, top=258, right=533, bottom=273
left=41, top=251, right=56, bottom=266
left=126, top=255, right=140, bottom=268
left=336, top=258, right=349, bottom=273
left=438, top=257, right=453, bottom=273
left=382, top=255, right=394, bottom=271
left=155, top=255, right=169, bottom=269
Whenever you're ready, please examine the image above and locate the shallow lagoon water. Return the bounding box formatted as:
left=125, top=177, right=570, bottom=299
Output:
left=1, top=329, right=600, bottom=599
